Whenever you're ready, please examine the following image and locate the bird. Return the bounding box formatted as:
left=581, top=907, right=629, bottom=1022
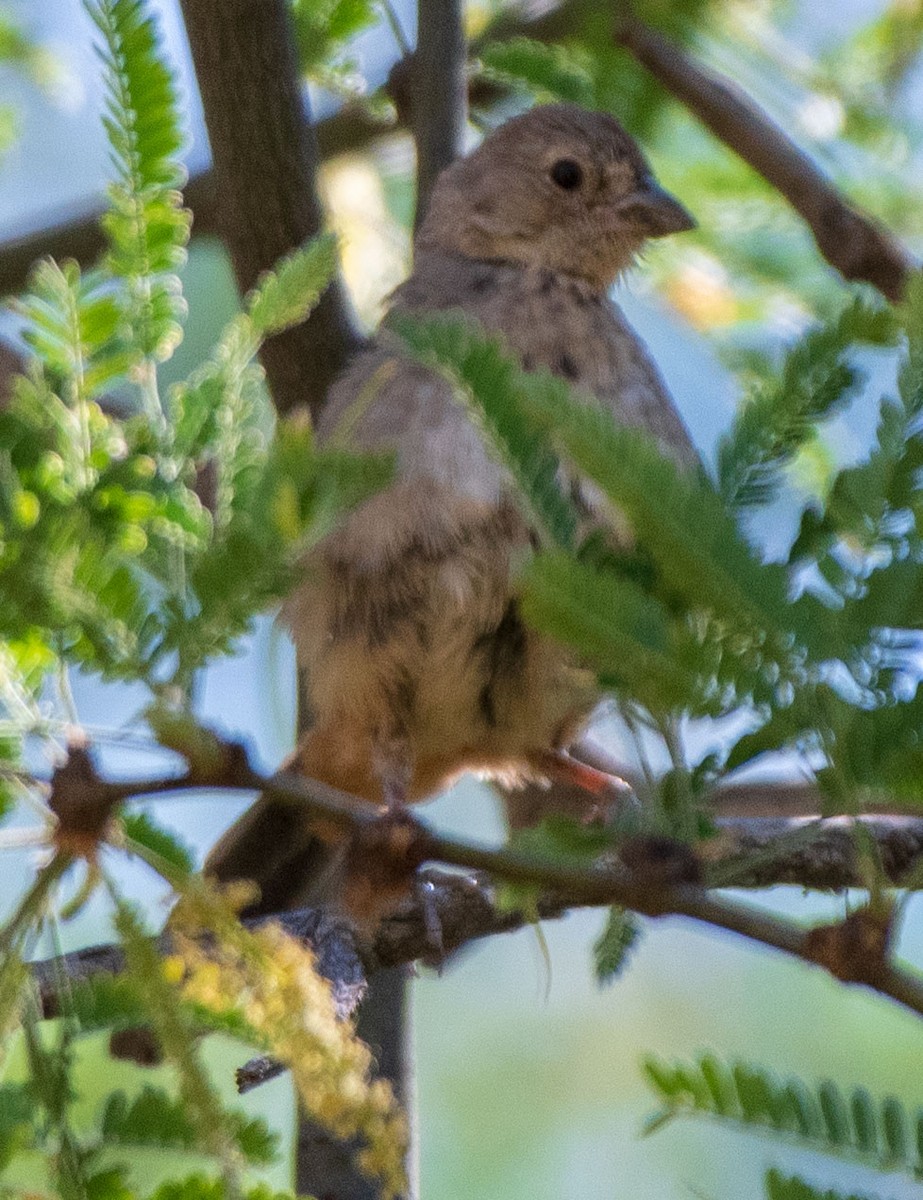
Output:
left=205, top=103, right=698, bottom=915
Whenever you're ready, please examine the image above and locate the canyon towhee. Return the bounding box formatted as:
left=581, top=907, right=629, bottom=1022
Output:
left=206, top=103, right=697, bottom=912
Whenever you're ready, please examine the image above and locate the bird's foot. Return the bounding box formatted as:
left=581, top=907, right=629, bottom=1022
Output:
left=531, top=748, right=632, bottom=799
left=415, top=872, right=446, bottom=969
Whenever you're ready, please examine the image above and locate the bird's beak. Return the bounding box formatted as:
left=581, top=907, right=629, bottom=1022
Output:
left=617, top=176, right=696, bottom=238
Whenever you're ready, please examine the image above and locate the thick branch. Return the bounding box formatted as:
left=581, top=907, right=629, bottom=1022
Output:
left=616, top=18, right=915, bottom=301
left=411, top=0, right=468, bottom=226
left=25, top=747, right=923, bottom=1065
left=177, top=0, right=362, bottom=417
left=34, top=906, right=366, bottom=1022
left=29, top=842, right=923, bottom=1048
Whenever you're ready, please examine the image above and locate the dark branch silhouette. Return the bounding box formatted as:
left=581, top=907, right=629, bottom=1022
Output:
left=411, top=0, right=468, bottom=226
left=26, top=743, right=923, bottom=1039
left=177, top=0, right=362, bottom=418
left=616, top=16, right=915, bottom=301
left=3, top=0, right=913, bottom=311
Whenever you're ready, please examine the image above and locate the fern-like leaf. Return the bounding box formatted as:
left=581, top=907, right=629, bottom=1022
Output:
left=246, top=231, right=339, bottom=338
left=291, top=0, right=377, bottom=93
left=17, top=259, right=127, bottom=403
left=101, top=1085, right=279, bottom=1165
left=765, top=1168, right=893, bottom=1200
left=593, top=906, right=639, bottom=985
left=518, top=369, right=798, bottom=643
left=86, top=0, right=190, bottom=370
left=645, top=1053, right=923, bottom=1182
left=718, top=298, right=896, bottom=511
left=121, top=809, right=194, bottom=876
left=392, top=311, right=579, bottom=549
left=479, top=37, right=596, bottom=105
left=521, top=550, right=695, bottom=711
left=150, top=1177, right=294, bottom=1200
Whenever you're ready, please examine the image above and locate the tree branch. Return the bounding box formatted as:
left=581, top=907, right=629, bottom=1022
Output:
left=22, top=746, right=923, bottom=1033
left=411, top=0, right=468, bottom=227
left=34, top=905, right=366, bottom=1022
left=0, top=0, right=597, bottom=298
left=615, top=16, right=915, bottom=301
left=177, top=0, right=363, bottom=418
left=6, top=0, right=910, bottom=312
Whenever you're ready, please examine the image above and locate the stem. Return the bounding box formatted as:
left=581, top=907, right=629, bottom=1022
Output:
left=379, top=0, right=411, bottom=57
left=61, top=273, right=93, bottom=491
left=55, top=659, right=79, bottom=728
left=105, top=874, right=245, bottom=1198
left=0, top=854, right=72, bottom=959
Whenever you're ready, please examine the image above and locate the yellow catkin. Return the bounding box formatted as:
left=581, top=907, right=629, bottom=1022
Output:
left=168, top=881, right=408, bottom=1199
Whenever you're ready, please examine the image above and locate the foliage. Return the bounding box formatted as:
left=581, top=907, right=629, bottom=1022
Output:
left=89, top=0, right=191, bottom=378
left=397, top=276, right=923, bottom=828
left=593, top=906, right=639, bottom=985
left=764, top=1170, right=890, bottom=1200
left=0, top=0, right=399, bottom=1195
left=395, top=272, right=923, bottom=1192
left=290, top=0, right=378, bottom=95
left=645, top=1054, right=921, bottom=1200
left=392, top=312, right=579, bottom=549
left=478, top=37, right=596, bottom=107
left=0, top=12, right=56, bottom=160
left=717, top=298, right=898, bottom=510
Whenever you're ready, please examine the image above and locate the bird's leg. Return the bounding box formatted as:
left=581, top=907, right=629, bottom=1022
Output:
left=368, top=729, right=447, bottom=951
left=371, top=730, right=414, bottom=810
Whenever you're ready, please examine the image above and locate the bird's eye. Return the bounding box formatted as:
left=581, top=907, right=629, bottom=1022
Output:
left=550, top=158, right=583, bottom=190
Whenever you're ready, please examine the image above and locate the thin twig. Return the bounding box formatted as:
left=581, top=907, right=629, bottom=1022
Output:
left=615, top=16, right=915, bottom=301
left=379, top=0, right=412, bottom=57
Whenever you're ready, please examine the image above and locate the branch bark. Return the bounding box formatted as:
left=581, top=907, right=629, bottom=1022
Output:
left=20, top=746, right=923, bottom=1024
left=615, top=17, right=915, bottom=301
left=177, top=0, right=362, bottom=418
left=411, top=0, right=468, bottom=227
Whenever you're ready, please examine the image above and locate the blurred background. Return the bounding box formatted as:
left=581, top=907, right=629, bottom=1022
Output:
left=2, top=0, right=923, bottom=1195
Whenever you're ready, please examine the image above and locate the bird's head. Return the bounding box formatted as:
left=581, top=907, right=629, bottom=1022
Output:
left=417, top=103, right=695, bottom=290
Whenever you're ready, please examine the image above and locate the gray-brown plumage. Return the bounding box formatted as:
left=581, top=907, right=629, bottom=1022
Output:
left=206, top=103, right=697, bottom=912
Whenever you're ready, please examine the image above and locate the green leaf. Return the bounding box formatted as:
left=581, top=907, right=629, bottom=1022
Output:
left=86, top=0, right=190, bottom=367
left=86, top=1167, right=134, bottom=1200
left=0, top=1082, right=35, bottom=1170
left=150, top=1177, right=295, bottom=1200
left=519, top=368, right=796, bottom=641
left=521, top=550, right=696, bottom=711
left=593, top=906, right=639, bottom=985
left=392, top=311, right=579, bottom=550
left=291, top=0, right=376, bottom=90
left=479, top=37, right=595, bottom=105
left=68, top=974, right=147, bottom=1033
left=718, top=297, right=897, bottom=510
left=644, top=1053, right=923, bottom=1182
left=101, top=1085, right=279, bottom=1165
left=246, top=232, right=339, bottom=338
left=765, top=1168, right=891, bottom=1200
left=17, top=259, right=126, bottom=405
left=121, top=809, right=195, bottom=876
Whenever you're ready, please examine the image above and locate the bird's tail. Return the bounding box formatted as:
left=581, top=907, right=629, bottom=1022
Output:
left=203, top=725, right=379, bottom=917
left=203, top=790, right=341, bottom=917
